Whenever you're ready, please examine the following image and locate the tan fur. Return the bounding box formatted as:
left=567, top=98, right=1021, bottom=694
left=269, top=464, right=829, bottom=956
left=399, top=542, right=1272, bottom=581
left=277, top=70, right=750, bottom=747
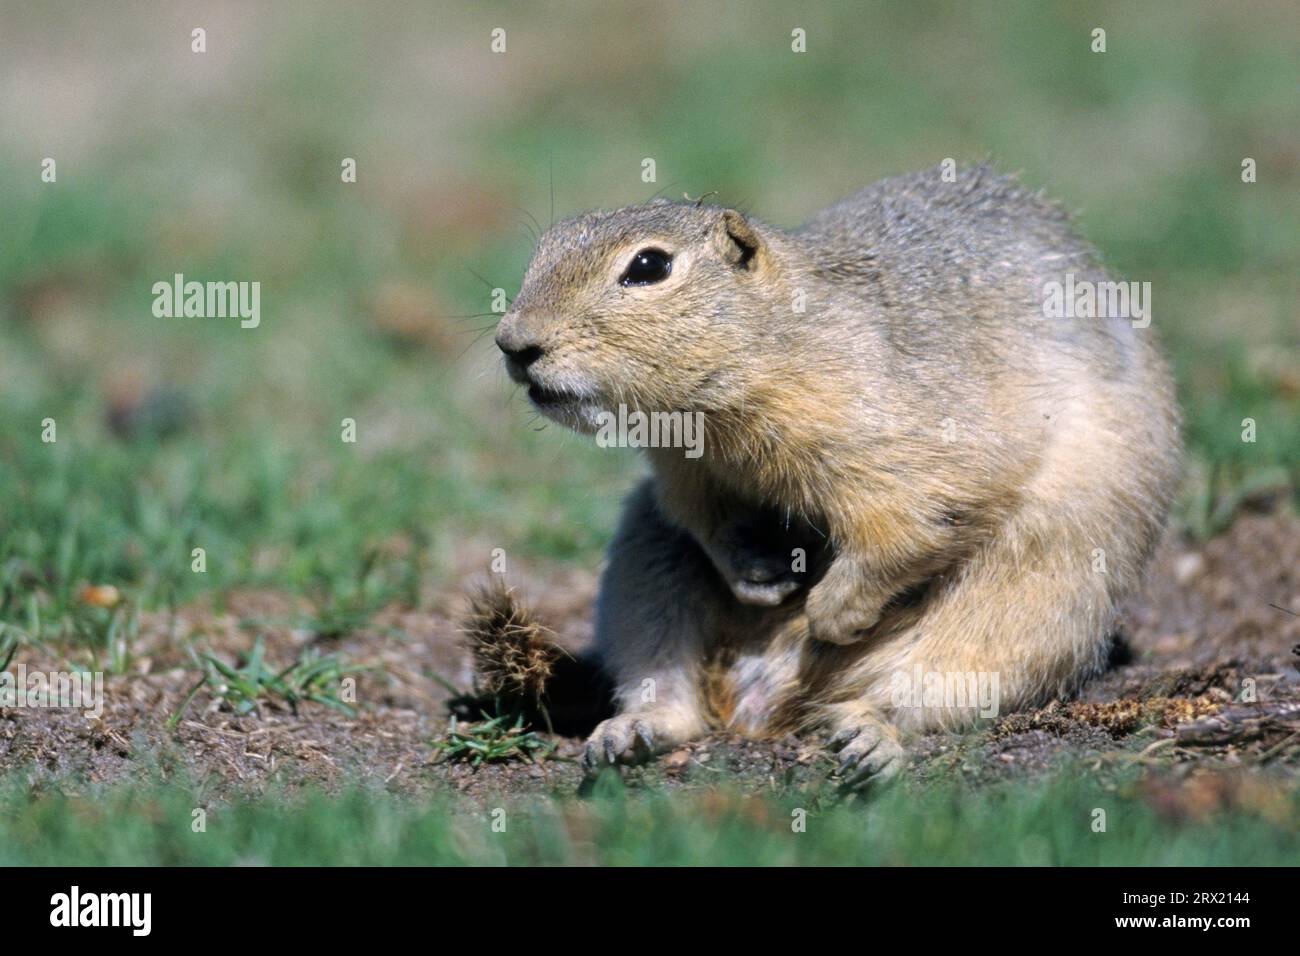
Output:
left=494, top=165, right=1181, bottom=785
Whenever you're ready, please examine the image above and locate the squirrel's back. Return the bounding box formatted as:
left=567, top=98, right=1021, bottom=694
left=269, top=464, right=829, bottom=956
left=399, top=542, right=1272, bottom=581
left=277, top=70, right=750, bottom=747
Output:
left=794, top=164, right=1165, bottom=405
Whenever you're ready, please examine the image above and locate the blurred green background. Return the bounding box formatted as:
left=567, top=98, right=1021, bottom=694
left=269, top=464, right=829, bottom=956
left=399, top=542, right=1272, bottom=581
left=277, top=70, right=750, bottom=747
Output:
left=1, top=0, right=1297, bottom=640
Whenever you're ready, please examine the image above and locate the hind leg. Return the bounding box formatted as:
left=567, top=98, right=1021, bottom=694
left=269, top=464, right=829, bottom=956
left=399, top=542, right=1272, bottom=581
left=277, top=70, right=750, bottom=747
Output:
left=808, top=503, right=1145, bottom=789
left=583, top=480, right=732, bottom=773
left=811, top=387, right=1175, bottom=785
left=822, top=703, right=907, bottom=788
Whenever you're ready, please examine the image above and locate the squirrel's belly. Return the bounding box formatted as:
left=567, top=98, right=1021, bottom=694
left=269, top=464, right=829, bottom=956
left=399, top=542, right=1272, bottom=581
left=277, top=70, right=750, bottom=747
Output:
left=708, top=644, right=808, bottom=737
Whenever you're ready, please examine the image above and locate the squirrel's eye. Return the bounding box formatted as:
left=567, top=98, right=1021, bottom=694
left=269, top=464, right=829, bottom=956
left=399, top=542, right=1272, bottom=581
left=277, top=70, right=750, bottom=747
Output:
left=620, top=248, right=672, bottom=286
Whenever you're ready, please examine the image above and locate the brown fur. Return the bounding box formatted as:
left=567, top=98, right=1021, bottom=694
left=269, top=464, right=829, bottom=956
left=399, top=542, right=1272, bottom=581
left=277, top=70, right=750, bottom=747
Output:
left=462, top=583, right=563, bottom=703
left=494, top=164, right=1181, bottom=785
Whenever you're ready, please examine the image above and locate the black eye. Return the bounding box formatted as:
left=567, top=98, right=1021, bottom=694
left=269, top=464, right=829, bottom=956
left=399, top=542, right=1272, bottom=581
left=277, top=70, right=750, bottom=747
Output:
left=620, top=248, right=672, bottom=286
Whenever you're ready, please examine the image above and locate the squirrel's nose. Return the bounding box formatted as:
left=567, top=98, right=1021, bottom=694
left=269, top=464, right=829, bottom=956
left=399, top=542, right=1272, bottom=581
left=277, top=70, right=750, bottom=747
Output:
left=497, top=340, right=544, bottom=368
left=495, top=311, right=546, bottom=379
left=496, top=323, right=545, bottom=382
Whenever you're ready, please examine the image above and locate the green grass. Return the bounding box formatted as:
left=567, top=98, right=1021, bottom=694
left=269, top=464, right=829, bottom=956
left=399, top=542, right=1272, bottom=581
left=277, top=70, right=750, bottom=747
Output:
left=431, top=712, right=559, bottom=767
left=1, top=770, right=1295, bottom=866
left=176, top=636, right=361, bottom=722
left=1, top=1, right=1295, bottom=654
left=0, top=1, right=1297, bottom=856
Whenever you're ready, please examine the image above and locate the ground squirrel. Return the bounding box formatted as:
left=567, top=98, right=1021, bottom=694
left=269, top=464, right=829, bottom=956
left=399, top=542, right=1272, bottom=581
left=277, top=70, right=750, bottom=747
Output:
left=494, top=164, right=1180, bottom=787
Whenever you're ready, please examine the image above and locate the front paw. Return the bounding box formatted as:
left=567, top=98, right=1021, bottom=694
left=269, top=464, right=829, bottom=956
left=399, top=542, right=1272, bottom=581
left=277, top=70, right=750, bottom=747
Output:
left=805, top=576, right=885, bottom=644
left=718, top=550, right=804, bottom=607
left=729, top=573, right=801, bottom=607
left=581, top=714, right=662, bottom=775
left=828, top=722, right=905, bottom=790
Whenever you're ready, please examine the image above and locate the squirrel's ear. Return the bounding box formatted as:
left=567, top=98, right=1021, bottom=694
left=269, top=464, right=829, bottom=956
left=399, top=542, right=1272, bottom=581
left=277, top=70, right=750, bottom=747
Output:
left=714, top=209, right=763, bottom=270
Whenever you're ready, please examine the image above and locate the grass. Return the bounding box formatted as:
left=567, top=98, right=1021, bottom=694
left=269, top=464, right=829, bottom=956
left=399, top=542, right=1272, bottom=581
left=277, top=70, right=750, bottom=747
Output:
left=431, top=712, right=558, bottom=767
left=0, top=0, right=1297, bottom=861
left=0, top=769, right=1296, bottom=866
left=1, top=1, right=1295, bottom=656
left=0, top=626, right=18, bottom=671
left=176, top=636, right=361, bottom=721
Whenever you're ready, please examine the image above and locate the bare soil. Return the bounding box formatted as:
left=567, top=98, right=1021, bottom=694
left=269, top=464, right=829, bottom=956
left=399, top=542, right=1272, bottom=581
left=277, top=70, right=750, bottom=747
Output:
left=3, top=509, right=1298, bottom=804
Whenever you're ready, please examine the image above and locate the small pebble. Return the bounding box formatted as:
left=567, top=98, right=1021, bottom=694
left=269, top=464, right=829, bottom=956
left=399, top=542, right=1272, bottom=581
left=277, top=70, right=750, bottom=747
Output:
left=1173, top=552, right=1204, bottom=585
left=663, top=750, right=690, bottom=773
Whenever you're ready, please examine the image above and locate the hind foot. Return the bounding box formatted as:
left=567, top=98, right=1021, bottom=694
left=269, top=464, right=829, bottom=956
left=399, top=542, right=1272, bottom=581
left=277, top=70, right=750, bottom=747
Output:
left=828, top=720, right=905, bottom=790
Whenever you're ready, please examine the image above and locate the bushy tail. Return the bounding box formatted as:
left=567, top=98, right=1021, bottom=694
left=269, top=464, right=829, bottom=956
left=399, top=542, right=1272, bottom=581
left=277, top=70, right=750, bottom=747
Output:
left=457, top=582, right=614, bottom=736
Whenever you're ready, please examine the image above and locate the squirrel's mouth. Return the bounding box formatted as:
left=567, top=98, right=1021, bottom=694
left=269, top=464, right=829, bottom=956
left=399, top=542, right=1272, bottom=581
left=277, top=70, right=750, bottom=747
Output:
left=524, top=379, right=604, bottom=433
left=527, top=383, right=579, bottom=407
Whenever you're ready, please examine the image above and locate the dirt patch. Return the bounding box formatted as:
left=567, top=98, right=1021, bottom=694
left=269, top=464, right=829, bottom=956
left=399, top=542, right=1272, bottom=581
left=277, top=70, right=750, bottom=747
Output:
left=992, top=695, right=1227, bottom=739
left=942, top=509, right=1300, bottom=785
left=3, top=510, right=1298, bottom=800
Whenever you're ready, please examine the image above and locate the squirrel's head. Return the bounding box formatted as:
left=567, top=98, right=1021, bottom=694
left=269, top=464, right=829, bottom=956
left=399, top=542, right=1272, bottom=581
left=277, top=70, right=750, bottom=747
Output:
left=495, top=200, right=784, bottom=431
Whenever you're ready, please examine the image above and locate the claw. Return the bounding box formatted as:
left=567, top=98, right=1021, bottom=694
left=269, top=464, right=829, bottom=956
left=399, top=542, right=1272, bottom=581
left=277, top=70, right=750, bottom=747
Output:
left=583, top=715, right=670, bottom=776
left=841, top=751, right=900, bottom=790
left=828, top=727, right=861, bottom=751
left=840, top=751, right=902, bottom=789
left=828, top=721, right=904, bottom=791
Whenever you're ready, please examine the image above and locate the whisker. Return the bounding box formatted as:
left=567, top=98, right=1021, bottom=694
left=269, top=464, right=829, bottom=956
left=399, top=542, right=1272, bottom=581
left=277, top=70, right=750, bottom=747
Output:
left=455, top=322, right=501, bottom=362
left=644, top=180, right=680, bottom=204
left=511, top=213, right=539, bottom=245
left=443, top=311, right=502, bottom=324
left=514, top=205, right=543, bottom=240
left=464, top=265, right=511, bottom=304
